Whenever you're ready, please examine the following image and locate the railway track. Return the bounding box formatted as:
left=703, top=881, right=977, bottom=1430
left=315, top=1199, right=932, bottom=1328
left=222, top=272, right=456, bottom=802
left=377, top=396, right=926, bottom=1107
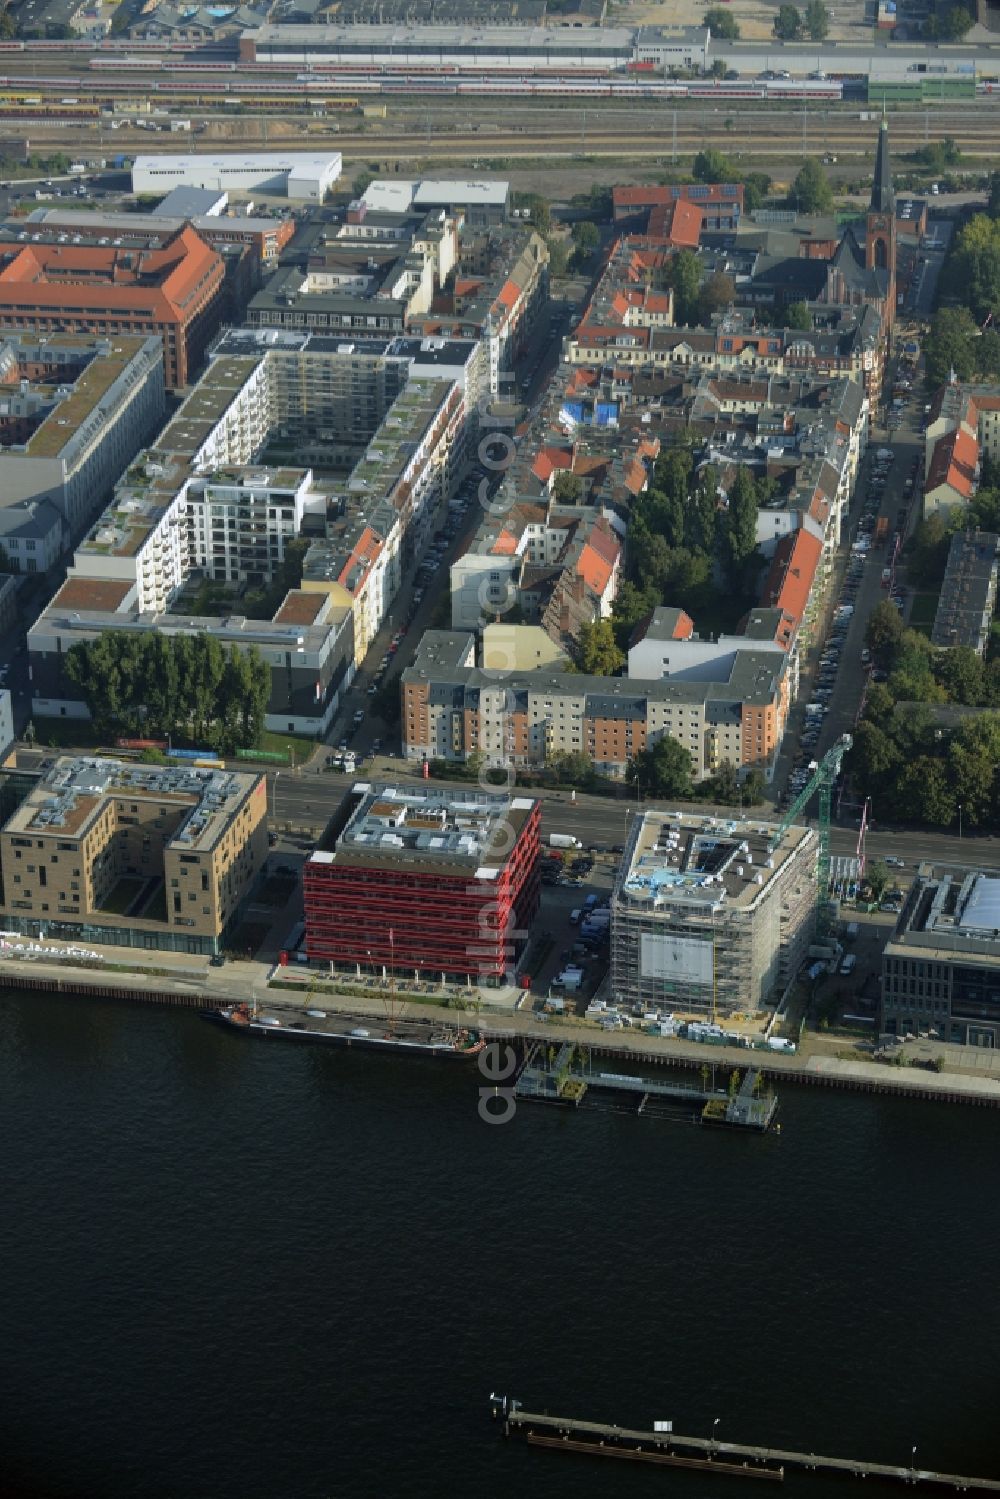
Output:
left=15, top=121, right=994, bottom=162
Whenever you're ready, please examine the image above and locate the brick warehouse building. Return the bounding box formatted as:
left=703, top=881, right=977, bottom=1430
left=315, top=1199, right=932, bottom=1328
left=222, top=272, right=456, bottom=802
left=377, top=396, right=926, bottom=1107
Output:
left=0, top=227, right=225, bottom=389
left=303, top=783, right=541, bottom=983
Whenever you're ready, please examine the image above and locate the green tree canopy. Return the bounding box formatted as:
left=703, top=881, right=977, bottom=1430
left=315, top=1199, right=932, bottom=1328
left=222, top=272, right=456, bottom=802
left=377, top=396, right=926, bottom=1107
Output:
left=866, top=859, right=891, bottom=901
left=698, top=271, right=736, bottom=323
left=942, top=3, right=973, bottom=37
left=866, top=599, right=904, bottom=664
left=785, top=300, right=812, bottom=331
left=742, top=171, right=772, bottom=213
left=63, top=632, right=270, bottom=754
left=704, top=5, right=740, bottom=36
left=940, top=215, right=1000, bottom=326
left=791, top=158, right=833, bottom=213
left=666, top=248, right=704, bottom=323
left=923, top=305, right=979, bottom=387
left=571, top=219, right=600, bottom=254
left=629, top=734, right=694, bottom=799
left=906, top=513, right=952, bottom=588
left=552, top=470, right=583, bottom=503
left=577, top=618, right=625, bottom=675
left=773, top=3, right=802, bottom=37
left=692, top=148, right=734, bottom=183
left=804, top=0, right=829, bottom=36
left=722, top=466, right=761, bottom=587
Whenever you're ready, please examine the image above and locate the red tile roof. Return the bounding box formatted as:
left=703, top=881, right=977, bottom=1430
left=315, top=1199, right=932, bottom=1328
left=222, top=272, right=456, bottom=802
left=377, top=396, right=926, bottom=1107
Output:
left=926, top=425, right=978, bottom=500
left=759, top=530, right=823, bottom=627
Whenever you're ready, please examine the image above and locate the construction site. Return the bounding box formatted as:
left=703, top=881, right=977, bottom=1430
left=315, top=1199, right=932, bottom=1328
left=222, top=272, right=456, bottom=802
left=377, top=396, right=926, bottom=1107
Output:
left=608, top=741, right=852, bottom=1022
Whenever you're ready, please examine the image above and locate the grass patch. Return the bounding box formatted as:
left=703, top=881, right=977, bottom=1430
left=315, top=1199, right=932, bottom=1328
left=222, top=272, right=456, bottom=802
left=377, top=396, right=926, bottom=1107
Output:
left=254, top=730, right=316, bottom=762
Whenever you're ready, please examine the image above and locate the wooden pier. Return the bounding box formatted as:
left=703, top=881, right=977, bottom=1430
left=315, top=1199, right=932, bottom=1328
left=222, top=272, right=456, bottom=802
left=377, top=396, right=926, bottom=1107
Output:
left=492, top=1398, right=1000, bottom=1491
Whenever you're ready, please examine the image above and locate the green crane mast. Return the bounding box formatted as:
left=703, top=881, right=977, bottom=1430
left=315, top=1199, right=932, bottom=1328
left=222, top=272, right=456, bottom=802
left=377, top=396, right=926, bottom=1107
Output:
left=769, top=733, right=853, bottom=939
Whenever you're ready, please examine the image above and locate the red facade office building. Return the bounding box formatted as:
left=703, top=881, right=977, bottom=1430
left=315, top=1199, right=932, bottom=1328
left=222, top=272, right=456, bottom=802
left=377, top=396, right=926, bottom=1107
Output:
left=303, top=784, right=541, bottom=983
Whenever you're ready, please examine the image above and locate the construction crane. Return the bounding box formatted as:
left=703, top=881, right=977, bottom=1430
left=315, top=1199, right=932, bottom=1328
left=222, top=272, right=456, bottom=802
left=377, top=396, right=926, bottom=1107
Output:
left=769, top=733, right=853, bottom=939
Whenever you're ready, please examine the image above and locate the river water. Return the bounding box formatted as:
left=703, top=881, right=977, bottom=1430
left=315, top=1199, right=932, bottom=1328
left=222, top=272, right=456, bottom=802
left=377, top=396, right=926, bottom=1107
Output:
left=1, top=989, right=997, bottom=1499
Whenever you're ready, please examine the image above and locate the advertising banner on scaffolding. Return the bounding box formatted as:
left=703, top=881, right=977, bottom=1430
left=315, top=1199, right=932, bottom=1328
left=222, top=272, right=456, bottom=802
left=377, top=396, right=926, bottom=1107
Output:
left=639, top=932, right=712, bottom=986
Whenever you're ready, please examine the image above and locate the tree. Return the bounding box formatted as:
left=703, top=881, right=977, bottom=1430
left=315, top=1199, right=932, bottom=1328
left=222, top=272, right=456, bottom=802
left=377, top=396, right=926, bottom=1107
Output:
left=685, top=466, right=718, bottom=554
left=989, top=171, right=1000, bottom=220
left=785, top=300, right=812, bottom=331
left=923, top=306, right=978, bottom=387
left=630, top=734, right=693, bottom=799
left=743, top=172, right=772, bottom=214
left=704, top=5, right=740, bottom=37
left=666, top=248, right=704, bottom=323
left=547, top=750, right=596, bottom=787
left=935, top=645, right=986, bottom=706
left=709, top=760, right=741, bottom=803
left=62, top=632, right=270, bottom=752
left=804, top=0, right=829, bottom=37
left=698, top=271, right=736, bottom=323
left=906, top=514, right=952, bottom=588
left=722, top=466, right=760, bottom=587
left=867, top=859, right=891, bottom=902
left=866, top=599, right=904, bottom=665
left=577, top=619, right=625, bottom=676
left=611, top=578, right=658, bottom=643
left=351, top=170, right=374, bottom=198
left=552, top=471, right=582, bottom=503
left=941, top=215, right=1000, bottom=326
left=773, top=3, right=803, bottom=38
left=942, top=3, right=973, bottom=37
left=897, top=755, right=956, bottom=825
left=545, top=236, right=569, bottom=278
left=791, top=158, right=833, bottom=214
left=743, top=768, right=765, bottom=805
left=571, top=219, right=599, bottom=257
left=514, top=193, right=550, bottom=233
left=692, top=148, right=734, bottom=184
left=851, top=721, right=901, bottom=782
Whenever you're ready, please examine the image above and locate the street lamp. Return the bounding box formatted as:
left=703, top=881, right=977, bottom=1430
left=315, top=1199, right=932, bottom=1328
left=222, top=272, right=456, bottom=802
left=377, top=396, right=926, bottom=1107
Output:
left=269, top=770, right=280, bottom=820
left=712, top=1417, right=720, bottom=1454
left=958, top=803, right=963, bottom=840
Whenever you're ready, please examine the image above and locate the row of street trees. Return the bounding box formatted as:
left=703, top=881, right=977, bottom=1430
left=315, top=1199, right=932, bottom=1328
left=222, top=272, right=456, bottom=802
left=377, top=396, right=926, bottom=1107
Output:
left=924, top=188, right=1000, bottom=385
left=706, top=1, right=830, bottom=38
left=64, top=633, right=271, bottom=755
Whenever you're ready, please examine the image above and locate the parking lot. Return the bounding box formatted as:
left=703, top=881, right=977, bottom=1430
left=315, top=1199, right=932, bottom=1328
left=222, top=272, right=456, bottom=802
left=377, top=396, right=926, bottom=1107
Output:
left=533, top=846, right=615, bottom=1016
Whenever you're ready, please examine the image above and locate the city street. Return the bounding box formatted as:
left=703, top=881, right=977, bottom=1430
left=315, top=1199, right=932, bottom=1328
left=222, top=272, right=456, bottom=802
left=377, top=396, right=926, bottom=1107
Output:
left=267, top=766, right=998, bottom=875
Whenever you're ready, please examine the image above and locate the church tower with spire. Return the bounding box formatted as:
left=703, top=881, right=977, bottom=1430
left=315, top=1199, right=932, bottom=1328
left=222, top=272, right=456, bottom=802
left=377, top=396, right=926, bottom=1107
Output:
left=866, top=117, right=896, bottom=328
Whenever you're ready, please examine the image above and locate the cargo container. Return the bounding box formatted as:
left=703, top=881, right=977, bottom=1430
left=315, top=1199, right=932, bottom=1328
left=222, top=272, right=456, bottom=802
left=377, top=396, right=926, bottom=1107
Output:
left=875, top=516, right=889, bottom=543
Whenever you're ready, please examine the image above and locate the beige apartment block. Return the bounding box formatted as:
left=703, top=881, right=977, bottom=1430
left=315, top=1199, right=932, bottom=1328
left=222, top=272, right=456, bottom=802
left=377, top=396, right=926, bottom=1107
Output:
left=0, top=756, right=268, bottom=955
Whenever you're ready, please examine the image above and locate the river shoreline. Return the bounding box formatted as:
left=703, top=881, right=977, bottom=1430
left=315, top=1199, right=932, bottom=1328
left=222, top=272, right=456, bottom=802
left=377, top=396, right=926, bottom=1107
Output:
left=3, top=956, right=999, bottom=1109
